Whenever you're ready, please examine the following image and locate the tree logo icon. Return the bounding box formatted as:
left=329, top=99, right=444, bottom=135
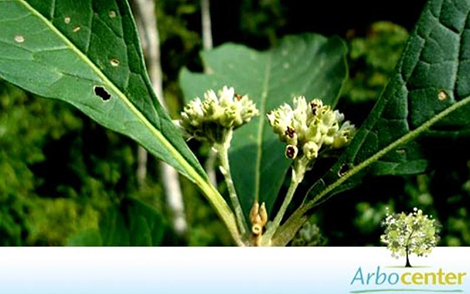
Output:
left=381, top=208, right=440, bottom=267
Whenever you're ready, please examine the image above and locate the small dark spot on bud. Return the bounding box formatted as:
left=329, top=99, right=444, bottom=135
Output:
left=338, top=164, right=350, bottom=177
left=310, top=102, right=318, bottom=115
left=285, top=127, right=296, bottom=138
left=93, top=86, right=111, bottom=101
left=267, top=111, right=273, bottom=115
left=286, top=146, right=296, bottom=159
left=235, top=93, right=242, bottom=101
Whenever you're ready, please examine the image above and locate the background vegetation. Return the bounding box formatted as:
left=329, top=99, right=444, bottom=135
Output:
left=2, top=0, right=468, bottom=246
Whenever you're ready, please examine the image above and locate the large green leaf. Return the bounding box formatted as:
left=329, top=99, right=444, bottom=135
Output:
left=0, top=0, right=205, bottom=183
left=180, top=34, right=348, bottom=218
left=68, top=198, right=168, bottom=246
left=274, top=0, right=470, bottom=245
left=99, top=197, right=168, bottom=246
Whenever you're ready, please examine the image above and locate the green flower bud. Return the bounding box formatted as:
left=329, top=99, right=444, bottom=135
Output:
left=303, top=141, right=319, bottom=160
left=332, top=121, right=356, bottom=149
left=180, top=86, right=259, bottom=143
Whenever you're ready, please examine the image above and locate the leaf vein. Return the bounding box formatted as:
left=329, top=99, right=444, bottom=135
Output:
left=254, top=53, right=272, bottom=201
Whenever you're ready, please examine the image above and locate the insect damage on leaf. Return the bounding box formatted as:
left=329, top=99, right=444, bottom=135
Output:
left=110, top=59, right=120, bottom=67
left=338, top=164, right=350, bottom=177
left=438, top=90, right=448, bottom=101
left=93, top=86, right=111, bottom=101
left=14, top=35, right=25, bottom=43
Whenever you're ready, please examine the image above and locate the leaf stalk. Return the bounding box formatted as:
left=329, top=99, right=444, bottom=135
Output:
left=262, top=158, right=307, bottom=245
left=214, top=129, right=249, bottom=238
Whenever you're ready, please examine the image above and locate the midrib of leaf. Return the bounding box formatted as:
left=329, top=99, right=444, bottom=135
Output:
left=253, top=53, right=272, bottom=201
left=273, top=95, right=470, bottom=246
left=18, top=0, right=241, bottom=243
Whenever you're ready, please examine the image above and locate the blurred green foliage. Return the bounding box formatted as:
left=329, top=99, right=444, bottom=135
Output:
left=0, top=82, right=106, bottom=245
left=1, top=0, right=469, bottom=246
left=344, top=21, right=409, bottom=103
left=291, top=221, right=326, bottom=247
left=239, top=0, right=286, bottom=46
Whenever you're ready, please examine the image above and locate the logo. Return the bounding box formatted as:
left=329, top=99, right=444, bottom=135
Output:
left=349, top=209, right=467, bottom=293
left=350, top=266, right=467, bottom=293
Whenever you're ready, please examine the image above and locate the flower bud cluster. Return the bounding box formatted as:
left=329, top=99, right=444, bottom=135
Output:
left=267, top=97, right=355, bottom=161
left=180, top=86, right=259, bottom=143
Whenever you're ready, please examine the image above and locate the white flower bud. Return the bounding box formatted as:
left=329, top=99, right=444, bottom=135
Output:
left=180, top=86, right=259, bottom=143
left=267, top=96, right=356, bottom=165
left=303, top=141, right=319, bottom=160
left=332, top=121, right=356, bottom=149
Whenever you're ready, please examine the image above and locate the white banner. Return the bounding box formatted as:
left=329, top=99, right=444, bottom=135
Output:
left=0, top=247, right=468, bottom=293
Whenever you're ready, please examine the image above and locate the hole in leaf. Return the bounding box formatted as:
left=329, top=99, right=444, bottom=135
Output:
left=110, top=58, right=120, bottom=67
left=14, top=35, right=25, bottom=43
left=64, top=17, right=71, bottom=24
left=73, top=26, right=81, bottom=33
left=338, top=164, right=350, bottom=177
left=94, top=86, right=111, bottom=101
left=438, top=90, right=448, bottom=101
left=109, top=10, right=117, bottom=18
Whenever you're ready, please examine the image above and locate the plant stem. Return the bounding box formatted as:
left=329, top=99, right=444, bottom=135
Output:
left=262, top=159, right=307, bottom=245
left=214, top=130, right=248, bottom=237
left=205, top=149, right=218, bottom=186
left=271, top=203, right=310, bottom=246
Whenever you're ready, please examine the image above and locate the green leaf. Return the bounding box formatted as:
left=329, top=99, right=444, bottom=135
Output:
left=180, top=34, right=348, bottom=217
left=274, top=0, right=470, bottom=245
left=0, top=0, right=243, bottom=244
left=0, top=0, right=205, bottom=183
left=99, top=197, right=167, bottom=246
left=67, top=198, right=168, bottom=246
